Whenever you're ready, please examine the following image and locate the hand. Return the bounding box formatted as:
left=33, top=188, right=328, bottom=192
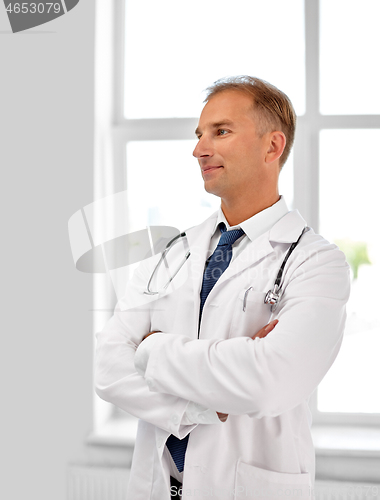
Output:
left=142, top=330, right=161, bottom=341
left=252, top=319, right=279, bottom=340
left=217, top=412, right=228, bottom=422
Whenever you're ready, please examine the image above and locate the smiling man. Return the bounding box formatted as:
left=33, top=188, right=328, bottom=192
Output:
left=95, top=76, right=350, bottom=500
left=194, top=84, right=289, bottom=225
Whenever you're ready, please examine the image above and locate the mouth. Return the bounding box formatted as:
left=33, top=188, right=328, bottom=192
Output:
left=201, top=166, right=223, bottom=174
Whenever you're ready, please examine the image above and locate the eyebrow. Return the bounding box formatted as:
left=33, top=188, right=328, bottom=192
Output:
left=195, top=120, right=235, bottom=137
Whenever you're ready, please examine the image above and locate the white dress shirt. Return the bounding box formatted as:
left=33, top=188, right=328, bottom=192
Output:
left=134, top=195, right=289, bottom=426
left=208, top=195, right=289, bottom=258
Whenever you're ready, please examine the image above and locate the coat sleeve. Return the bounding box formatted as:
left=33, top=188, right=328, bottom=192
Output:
left=94, top=261, right=198, bottom=438
left=142, top=241, right=351, bottom=418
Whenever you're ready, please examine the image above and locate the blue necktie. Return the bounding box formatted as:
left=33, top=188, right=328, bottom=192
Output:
left=199, top=223, right=245, bottom=321
left=166, top=222, right=245, bottom=473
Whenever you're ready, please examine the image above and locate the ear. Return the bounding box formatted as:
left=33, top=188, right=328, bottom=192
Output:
left=265, top=131, right=286, bottom=165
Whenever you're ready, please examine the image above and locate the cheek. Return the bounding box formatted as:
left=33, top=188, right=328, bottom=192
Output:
left=226, top=143, right=252, bottom=166
left=239, top=146, right=260, bottom=169
left=222, top=139, right=263, bottom=177
left=245, top=141, right=266, bottom=167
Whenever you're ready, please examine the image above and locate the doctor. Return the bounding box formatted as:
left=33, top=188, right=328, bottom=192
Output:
left=95, top=76, right=350, bottom=500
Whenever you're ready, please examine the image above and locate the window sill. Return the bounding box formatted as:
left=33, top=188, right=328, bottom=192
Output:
left=312, top=425, right=380, bottom=458
left=312, top=425, right=380, bottom=482
left=86, top=419, right=380, bottom=481
left=87, top=417, right=138, bottom=447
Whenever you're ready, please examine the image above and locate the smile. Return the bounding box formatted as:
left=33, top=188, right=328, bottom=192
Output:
left=202, top=166, right=223, bottom=174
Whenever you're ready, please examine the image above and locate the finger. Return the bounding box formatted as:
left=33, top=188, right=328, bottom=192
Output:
left=217, top=412, right=229, bottom=422
left=252, top=319, right=279, bottom=339
left=143, top=330, right=161, bottom=340
left=264, top=319, right=279, bottom=332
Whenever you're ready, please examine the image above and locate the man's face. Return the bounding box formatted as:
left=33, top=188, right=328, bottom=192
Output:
left=193, top=90, right=271, bottom=203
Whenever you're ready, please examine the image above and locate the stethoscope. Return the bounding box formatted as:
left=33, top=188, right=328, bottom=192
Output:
left=145, top=226, right=310, bottom=312
left=144, top=232, right=190, bottom=295
left=258, top=225, right=309, bottom=312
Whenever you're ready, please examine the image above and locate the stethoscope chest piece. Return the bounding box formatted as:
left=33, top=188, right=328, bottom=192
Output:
left=262, top=226, right=309, bottom=312
left=264, top=285, right=283, bottom=311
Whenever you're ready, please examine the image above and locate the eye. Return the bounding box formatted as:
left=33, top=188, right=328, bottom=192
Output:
left=218, top=129, right=229, bottom=136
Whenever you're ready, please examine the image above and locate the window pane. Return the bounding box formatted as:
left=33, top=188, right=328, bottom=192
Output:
left=126, top=140, right=220, bottom=232
left=124, top=0, right=305, bottom=118
left=318, top=129, right=380, bottom=413
left=279, top=151, right=294, bottom=210
left=126, top=140, right=294, bottom=231
left=320, top=0, right=380, bottom=115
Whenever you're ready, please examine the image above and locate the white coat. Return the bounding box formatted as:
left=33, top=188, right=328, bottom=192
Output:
left=94, top=209, right=351, bottom=500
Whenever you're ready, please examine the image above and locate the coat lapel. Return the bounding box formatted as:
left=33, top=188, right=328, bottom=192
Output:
left=185, top=212, right=218, bottom=327
left=184, top=209, right=307, bottom=329
left=211, top=209, right=307, bottom=289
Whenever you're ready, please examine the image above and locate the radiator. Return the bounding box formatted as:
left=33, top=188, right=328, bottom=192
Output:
left=67, top=466, right=380, bottom=500
left=67, top=465, right=130, bottom=500
left=315, top=481, right=380, bottom=500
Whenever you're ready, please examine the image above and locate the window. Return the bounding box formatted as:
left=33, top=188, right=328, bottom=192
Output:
left=318, top=129, right=380, bottom=415
left=310, top=0, right=380, bottom=425
left=121, top=0, right=303, bottom=231
left=124, top=0, right=305, bottom=119
left=93, top=0, right=380, bottom=443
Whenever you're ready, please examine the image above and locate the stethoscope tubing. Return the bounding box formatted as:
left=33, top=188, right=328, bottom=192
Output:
left=145, top=232, right=189, bottom=295
left=261, top=225, right=310, bottom=311
left=145, top=226, right=309, bottom=309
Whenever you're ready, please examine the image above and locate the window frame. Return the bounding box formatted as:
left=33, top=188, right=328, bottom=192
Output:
left=93, top=0, right=380, bottom=442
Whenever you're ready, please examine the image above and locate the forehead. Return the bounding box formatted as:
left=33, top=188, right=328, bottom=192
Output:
left=197, top=90, right=256, bottom=129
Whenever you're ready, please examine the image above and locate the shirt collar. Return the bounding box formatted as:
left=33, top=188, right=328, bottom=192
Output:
left=212, top=196, right=289, bottom=242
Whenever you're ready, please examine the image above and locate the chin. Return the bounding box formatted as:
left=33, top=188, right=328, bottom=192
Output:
left=204, top=182, right=222, bottom=198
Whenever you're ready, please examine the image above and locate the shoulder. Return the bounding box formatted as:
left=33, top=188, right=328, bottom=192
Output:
left=287, top=227, right=351, bottom=301
left=270, top=209, right=349, bottom=272
left=297, top=227, right=349, bottom=269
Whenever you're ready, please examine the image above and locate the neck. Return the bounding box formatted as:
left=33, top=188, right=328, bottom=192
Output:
left=221, top=191, right=280, bottom=226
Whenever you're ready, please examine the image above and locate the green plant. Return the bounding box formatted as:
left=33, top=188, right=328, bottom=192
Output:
left=334, top=239, right=371, bottom=280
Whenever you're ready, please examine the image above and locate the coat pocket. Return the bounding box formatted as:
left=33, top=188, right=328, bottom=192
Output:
left=234, top=461, right=311, bottom=500
left=229, top=289, right=272, bottom=338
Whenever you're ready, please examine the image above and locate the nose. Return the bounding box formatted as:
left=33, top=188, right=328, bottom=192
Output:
left=193, top=135, right=213, bottom=159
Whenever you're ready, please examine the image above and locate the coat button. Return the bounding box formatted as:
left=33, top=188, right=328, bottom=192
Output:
left=146, top=378, right=153, bottom=388
left=171, top=414, right=179, bottom=424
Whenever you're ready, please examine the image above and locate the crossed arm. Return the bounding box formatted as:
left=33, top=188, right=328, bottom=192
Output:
left=140, top=319, right=279, bottom=422
left=143, top=320, right=278, bottom=342
left=94, top=297, right=279, bottom=435
left=95, top=243, right=350, bottom=429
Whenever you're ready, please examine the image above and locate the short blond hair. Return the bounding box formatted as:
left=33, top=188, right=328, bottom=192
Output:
left=204, top=76, right=296, bottom=169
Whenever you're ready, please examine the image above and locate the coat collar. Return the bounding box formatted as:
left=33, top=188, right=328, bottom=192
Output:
left=211, top=196, right=290, bottom=244
left=185, top=210, right=218, bottom=279
left=223, top=209, right=308, bottom=282
left=268, top=209, right=307, bottom=243
left=185, top=208, right=308, bottom=294
left=184, top=212, right=219, bottom=321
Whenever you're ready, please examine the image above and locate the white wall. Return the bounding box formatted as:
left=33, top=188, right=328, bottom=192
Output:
left=0, top=3, right=95, bottom=499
